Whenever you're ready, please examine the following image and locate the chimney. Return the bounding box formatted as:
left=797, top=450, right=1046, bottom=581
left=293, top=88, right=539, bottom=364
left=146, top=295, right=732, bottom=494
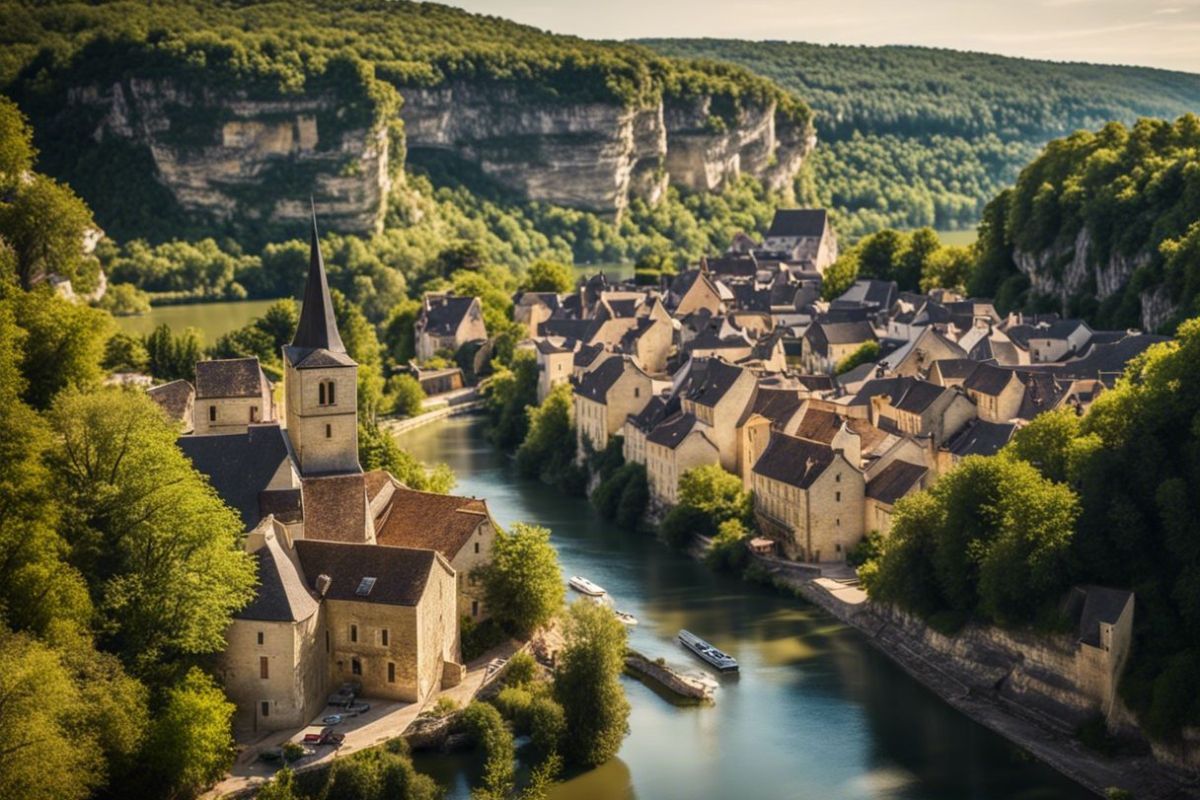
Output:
left=315, top=574, right=332, bottom=597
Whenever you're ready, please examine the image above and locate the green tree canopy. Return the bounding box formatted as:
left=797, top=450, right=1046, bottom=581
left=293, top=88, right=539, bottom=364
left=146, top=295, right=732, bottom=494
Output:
left=483, top=522, right=565, bottom=636
left=553, top=599, right=631, bottom=768
left=521, top=259, right=574, bottom=293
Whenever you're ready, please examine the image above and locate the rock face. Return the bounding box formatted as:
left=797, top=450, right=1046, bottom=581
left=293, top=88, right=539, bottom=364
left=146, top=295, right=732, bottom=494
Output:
left=60, top=78, right=392, bottom=235
left=49, top=76, right=812, bottom=234
left=1013, top=227, right=1170, bottom=331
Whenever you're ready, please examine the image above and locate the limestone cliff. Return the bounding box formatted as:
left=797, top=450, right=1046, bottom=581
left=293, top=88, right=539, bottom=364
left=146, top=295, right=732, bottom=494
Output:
left=1013, top=228, right=1173, bottom=332
left=56, top=78, right=392, bottom=236
left=44, top=75, right=812, bottom=236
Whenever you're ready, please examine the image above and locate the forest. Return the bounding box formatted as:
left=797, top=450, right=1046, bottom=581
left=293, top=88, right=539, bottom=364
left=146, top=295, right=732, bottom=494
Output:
left=644, top=39, right=1200, bottom=237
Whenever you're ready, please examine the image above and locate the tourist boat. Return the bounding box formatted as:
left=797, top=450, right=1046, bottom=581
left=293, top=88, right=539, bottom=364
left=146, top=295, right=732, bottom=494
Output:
left=615, top=610, right=638, bottom=626
left=569, top=575, right=607, bottom=596
left=678, top=629, right=738, bottom=672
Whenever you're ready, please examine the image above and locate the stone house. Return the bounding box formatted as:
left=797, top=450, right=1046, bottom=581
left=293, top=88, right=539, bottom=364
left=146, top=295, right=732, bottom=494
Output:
left=1068, top=586, right=1135, bottom=717
left=667, top=268, right=731, bottom=317
left=963, top=363, right=1026, bottom=422
left=415, top=294, right=488, bottom=361
left=193, top=357, right=276, bottom=435
left=864, top=460, right=929, bottom=535
left=573, top=354, right=659, bottom=452
left=148, top=378, right=195, bottom=432
left=854, top=377, right=976, bottom=446
left=801, top=320, right=877, bottom=374
left=760, top=208, right=838, bottom=273
left=644, top=412, right=720, bottom=507
left=534, top=337, right=576, bottom=403
left=619, top=317, right=674, bottom=375
left=751, top=432, right=865, bottom=562
left=679, top=358, right=757, bottom=472
left=938, top=418, right=1018, bottom=472
left=513, top=291, right=561, bottom=338
left=370, top=473, right=497, bottom=622
left=622, top=394, right=675, bottom=467
left=736, top=386, right=805, bottom=486
left=877, top=326, right=967, bottom=378
left=1027, top=319, right=1093, bottom=363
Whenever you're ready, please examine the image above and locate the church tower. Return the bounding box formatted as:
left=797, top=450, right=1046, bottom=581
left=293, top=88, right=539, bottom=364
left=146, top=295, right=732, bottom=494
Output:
left=283, top=209, right=361, bottom=477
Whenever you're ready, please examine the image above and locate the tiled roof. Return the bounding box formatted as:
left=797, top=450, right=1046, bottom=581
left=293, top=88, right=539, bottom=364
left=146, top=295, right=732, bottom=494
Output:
left=741, top=387, right=804, bottom=428
left=646, top=412, right=704, bottom=449
left=766, top=208, right=828, bottom=238
left=685, top=358, right=746, bottom=407
left=964, top=363, right=1017, bottom=396
left=945, top=419, right=1017, bottom=458
left=148, top=379, right=194, bottom=424
left=795, top=407, right=843, bottom=444
left=374, top=482, right=489, bottom=559
left=866, top=461, right=928, bottom=505
left=574, top=355, right=626, bottom=402
left=301, top=473, right=369, bottom=543
left=294, top=540, right=436, bottom=607
left=237, top=530, right=320, bottom=622
left=807, top=320, right=876, bottom=349
left=194, top=358, right=267, bottom=399
left=752, top=433, right=838, bottom=488
left=629, top=395, right=676, bottom=433
left=177, top=424, right=292, bottom=529
left=420, top=295, right=478, bottom=336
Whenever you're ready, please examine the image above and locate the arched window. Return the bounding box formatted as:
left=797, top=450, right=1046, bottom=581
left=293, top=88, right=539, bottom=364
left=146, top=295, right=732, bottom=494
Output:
left=319, top=379, right=336, bottom=406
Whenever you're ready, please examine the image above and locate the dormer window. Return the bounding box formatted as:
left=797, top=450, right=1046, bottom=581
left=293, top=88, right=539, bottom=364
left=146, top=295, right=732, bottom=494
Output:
left=319, top=379, right=336, bottom=406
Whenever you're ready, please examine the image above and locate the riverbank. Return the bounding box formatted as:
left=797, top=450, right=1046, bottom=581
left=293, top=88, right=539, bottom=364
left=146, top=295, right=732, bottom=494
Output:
left=762, top=564, right=1197, bottom=798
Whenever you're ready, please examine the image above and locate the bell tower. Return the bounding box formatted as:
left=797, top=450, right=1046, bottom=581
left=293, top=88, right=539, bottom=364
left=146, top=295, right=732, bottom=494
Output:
left=283, top=208, right=361, bottom=476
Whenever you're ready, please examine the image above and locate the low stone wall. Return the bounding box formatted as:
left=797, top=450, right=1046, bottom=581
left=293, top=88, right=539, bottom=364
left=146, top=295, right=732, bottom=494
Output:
left=624, top=650, right=714, bottom=704
left=381, top=399, right=484, bottom=435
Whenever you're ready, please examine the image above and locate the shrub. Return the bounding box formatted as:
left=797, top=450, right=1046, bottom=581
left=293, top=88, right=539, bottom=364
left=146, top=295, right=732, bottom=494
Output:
left=483, top=523, right=565, bottom=636
left=592, top=462, right=643, bottom=521
left=660, top=505, right=717, bottom=549
left=426, top=696, right=459, bottom=719
left=553, top=600, right=630, bottom=768
left=503, top=650, right=537, bottom=687
left=460, top=616, right=508, bottom=662
left=705, top=518, right=750, bottom=572
left=846, top=530, right=883, bottom=569
left=528, top=696, right=566, bottom=762
left=615, top=466, right=650, bottom=529
left=388, top=374, right=425, bottom=417
left=835, top=340, right=881, bottom=375
left=492, top=686, right=534, bottom=734
left=458, top=702, right=514, bottom=799
left=282, top=741, right=305, bottom=763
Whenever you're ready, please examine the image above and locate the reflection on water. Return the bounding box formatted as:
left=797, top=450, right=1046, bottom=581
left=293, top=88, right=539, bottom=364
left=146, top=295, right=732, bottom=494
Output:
left=398, top=417, right=1092, bottom=800
left=114, top=298, right=280, bottom=340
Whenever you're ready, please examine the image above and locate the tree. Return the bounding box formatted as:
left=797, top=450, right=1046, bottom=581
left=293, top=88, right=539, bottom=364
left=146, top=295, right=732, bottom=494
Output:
left=8, top=288, right=112, bottom=408
left=358, top=419, right=455, bottom=493
left=516, top=382, right=575, bottom=484
left=0, top=96, right=35, bottom=188
left=331, top=289, right=385, bottom=419
left=49, top=388, right=256, bottom=680
left=485, top=348, right=538, bottom=449
left=103, top=331, right=151, bottom=373
left=390, top=373, right=426, bottom=417
left=521, top=259, right=574, bottom=293
left=483, top=523, right=564, bottom=636
left=382, top=297, right=421, bottom=366
left=96, top=283, right=152, bottom=316
left=459, top=702, right=515, bottom=800
left=144, top=324, right=204, bottom=382
left=140, top=668, right=236, bottom=799
left=920, top=244, right=974, bottom=293
left=835, top=340, right=881, bottom=375
left=553, top=600, right=630, bottom=768
left=0, top=630, right=105, bottom=800
left=660, top=504, right=715, bottom=549
left=706, top=518, right=751, bottom=572
left=0, top=174, right=99, bottom=291
left=677, top=464, right=752, bottom=525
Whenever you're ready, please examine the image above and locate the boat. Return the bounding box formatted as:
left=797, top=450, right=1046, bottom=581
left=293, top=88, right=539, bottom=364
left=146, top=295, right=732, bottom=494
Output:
left=568, top=575, right=607, bottom=597
left=678, top=629, right=738, bottom=672
left=615, top=611, right=638, bottom=626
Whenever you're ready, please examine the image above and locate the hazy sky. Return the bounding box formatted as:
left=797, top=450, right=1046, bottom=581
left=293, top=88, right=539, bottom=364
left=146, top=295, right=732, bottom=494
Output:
left=446, top=0, right=1200, bottom=73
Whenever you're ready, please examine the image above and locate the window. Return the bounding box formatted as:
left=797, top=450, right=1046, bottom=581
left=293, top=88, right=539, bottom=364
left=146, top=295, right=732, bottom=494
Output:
left=350, top=624, right=358, bottom=643
left=351, top=658, right=362, bottom=676
left=250, top=406, right=259, bottom=422
left=261, top=701, right=270, bottom=718
left=835, top=491, right=841, bottom=502
left=835, top=473, right=841, bottom=483
left=260, top=657, right=269, bottom=680
left=325, top=423, right=332, bottom=439
left=387, top=662, right=396, bottom=683
left=474, top=542, right=480, bottom=554
left=381, top=628, right=389, bottom=647
left=318, top=379, right=337, bottom=407
left=634, top=387, right=640, bottom=398
left=209, top=405, right=217, bottom=422
left=472, top=600, right=479, bottom=617
left=257, top=631, right=264, bottom=646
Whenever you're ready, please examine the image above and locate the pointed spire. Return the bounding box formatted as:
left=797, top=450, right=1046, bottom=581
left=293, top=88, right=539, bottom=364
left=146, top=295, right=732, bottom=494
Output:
left=291, top=201, right=346, bottom=353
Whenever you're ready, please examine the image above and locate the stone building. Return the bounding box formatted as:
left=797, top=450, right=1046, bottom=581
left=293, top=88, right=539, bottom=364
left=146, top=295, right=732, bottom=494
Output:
left=415, top=294, right=488, bottom=361
left=189, top=213, right=470, bottom=734
left=751, top=432, right=865, bottom=562
left=760, top=208, right=838, bottom=273
left=148, top=378, right=195, bottom=432
left=644, top=411, right=720, bottom=506
left=573, top=354, right=661, bottom=452
left=534, top=337, right=576, bottom=403
left=801, top=320, right=877, bottom=374
left=863, top=460, right=929, bottom=535
left=193, top=357, right=275, bottom=435
left=678, top=358, right=757, bottom=472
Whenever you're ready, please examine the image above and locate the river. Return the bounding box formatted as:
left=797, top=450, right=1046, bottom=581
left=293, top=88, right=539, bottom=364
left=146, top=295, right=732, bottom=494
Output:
left=395, top=416, right=1091, bottom=800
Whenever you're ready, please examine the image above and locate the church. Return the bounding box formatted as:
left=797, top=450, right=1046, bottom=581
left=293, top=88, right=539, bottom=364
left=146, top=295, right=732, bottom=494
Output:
left=177, top=212, right=496, bottom=734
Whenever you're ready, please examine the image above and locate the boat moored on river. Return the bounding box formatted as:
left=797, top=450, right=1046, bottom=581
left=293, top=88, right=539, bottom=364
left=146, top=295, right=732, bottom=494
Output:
left=569, top=575, right=607, bottom=596
left=678, top=629, right=738, bottom=672
left=615, top=610, right=638, bottom=625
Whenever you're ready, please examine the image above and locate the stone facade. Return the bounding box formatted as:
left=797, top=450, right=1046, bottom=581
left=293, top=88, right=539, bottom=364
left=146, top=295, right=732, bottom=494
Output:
left=285, top=362, right=360, bottom=475
left=645, top=428, right=720, bottom=507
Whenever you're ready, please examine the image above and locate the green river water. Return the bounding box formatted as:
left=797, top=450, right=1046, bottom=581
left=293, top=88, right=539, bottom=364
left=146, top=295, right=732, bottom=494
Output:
left=394, top=416, right=1091, bottom=800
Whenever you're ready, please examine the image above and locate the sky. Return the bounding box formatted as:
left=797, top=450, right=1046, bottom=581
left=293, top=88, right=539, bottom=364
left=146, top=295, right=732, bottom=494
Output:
left=444, top=0, right=1200, bottom=73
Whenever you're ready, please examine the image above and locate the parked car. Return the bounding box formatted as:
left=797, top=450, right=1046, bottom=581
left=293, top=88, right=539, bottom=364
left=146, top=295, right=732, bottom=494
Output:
left=322, top=714, right=344, bottom=725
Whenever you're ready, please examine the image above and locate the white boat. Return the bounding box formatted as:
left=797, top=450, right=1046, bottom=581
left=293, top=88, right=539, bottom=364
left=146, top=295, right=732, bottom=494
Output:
left=568, top=575, right=607, bottom=597
left=615, top=611, right=638, bottom=626
left=678, top=629, right=738, bottom=672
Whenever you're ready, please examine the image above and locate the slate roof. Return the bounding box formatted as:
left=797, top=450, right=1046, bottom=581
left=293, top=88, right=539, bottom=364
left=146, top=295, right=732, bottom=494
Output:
left=177, top=424, right=292, bottom=529
left=194, top=358, right=268, bottom=399
left=628, top=395, right=676, bottom=433
left=706, top=253, right=759, bottom=277
left=541, top=318, right=598, bottom=342
left=646, top=412, right=704, bottom=449
left=797, top=374, right=837, bottom=393
left=752, top=433, right=838, bottom=488
left=574, top=355, right=627, bottom=402
left=853, top=377, right=948, bottom=414
left=945, top=419, right=1017, bottom=458
left=1037, top=319, right=1091, bottom=340
left=964, top=363, right=1018, bottom=396
left=374, top=482, right=489, bottom=558
left=866, top=461, right=928, bottom=505
left=795, top=407, right=843, bottom=444
left=574, top=342, right=607, bottom=369
left=148, top=379, right=194, bottom=424
left=765, top=209, right=829, bottom=239
left=292, top=209, right=346, bottom=354
left=1016, top=371, right=1067, bottom=420
left=237, top=530, right=320, bottom=622
left=836, top=279, right=897, bottom=310
left=301, top=473, right=368, bottom=544
left=420, top=296, right=478, bottom=337
left=294, top=540, right=436, bottom=607
left=685, top=358, right=746, bottom=407
left=740, top=387, right=804, bottom=428
left=806, top=320, right=876, bottom=350
left=931, top=358, right=981, bottom=383
left=1049, top=334, right=1169, bottom=386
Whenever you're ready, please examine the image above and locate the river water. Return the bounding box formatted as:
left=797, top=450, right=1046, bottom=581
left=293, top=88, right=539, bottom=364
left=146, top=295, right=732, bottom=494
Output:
left=395, top=416, right=1091, bottom=800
